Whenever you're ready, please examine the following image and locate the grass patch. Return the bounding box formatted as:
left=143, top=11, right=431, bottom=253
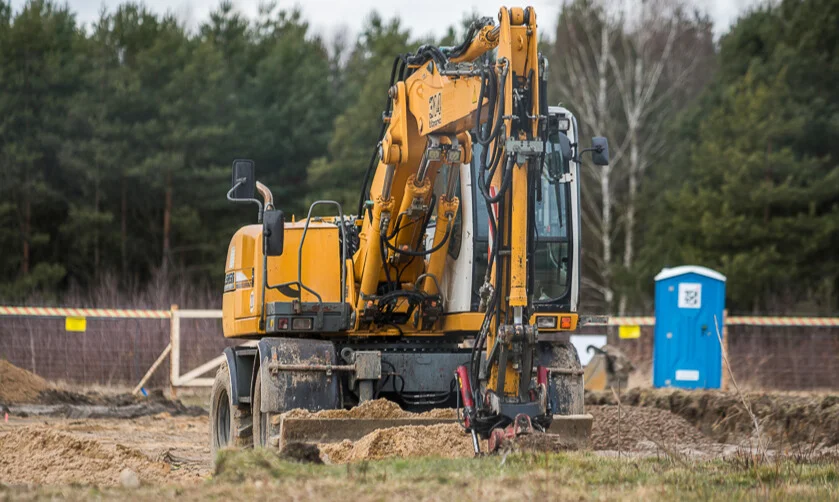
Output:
left=8, top=449, right=838, bottom=501
left=207, top=448, right=839, bottom=501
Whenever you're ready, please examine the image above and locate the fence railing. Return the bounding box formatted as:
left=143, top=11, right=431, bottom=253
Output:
left=0, top=305, right=231, bottom=392
left=1, top=306, right=838, bottom=391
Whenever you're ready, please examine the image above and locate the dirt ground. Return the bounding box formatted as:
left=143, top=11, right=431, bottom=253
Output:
left=0, top=414, right=211, bottom=486
left=2, top=361, right=839, bottom=490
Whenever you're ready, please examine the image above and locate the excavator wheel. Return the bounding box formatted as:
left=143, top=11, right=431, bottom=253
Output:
left=210, top=360, right=253, bottom=456
left=252, top=368, right=279, bottom=448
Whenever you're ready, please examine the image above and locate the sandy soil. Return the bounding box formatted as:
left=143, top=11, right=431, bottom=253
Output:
left=1, top=363, right=837, bottom=488
left=0, top=414, right=210, bottom=486
left=0, top=360, right=48, bottom=403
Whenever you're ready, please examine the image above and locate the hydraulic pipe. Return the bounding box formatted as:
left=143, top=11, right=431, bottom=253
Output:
left=356, top=195, right=394, bottom=317
left=455, top=365, right=475, bottom=425
left=392, top=174, right=432, bottom=254
left=422, top=195, right=459, bottom=296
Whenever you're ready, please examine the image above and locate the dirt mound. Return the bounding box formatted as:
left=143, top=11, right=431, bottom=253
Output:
left=0, top=426, right=171, bottom=486
left=6, top=388, right=205, bottom=420
left=588, top=388, right=839, bottom=447
left=316, top=404, right=718, bottom=463
left=589, top=405, right=712, bottom=451
left=283, top=399, right=456, bottom=420
left=319, top=423, right=480, bottom=463
left=0, top=360, right=48, bottom=404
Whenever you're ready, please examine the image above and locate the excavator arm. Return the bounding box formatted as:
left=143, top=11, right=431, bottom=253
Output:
left=352, top=7, right=549, bottom=448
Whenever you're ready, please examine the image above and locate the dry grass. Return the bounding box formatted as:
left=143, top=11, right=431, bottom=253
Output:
left=3, top=449, right=838, bottom=501
left=715, top=315, right=767, bottom=461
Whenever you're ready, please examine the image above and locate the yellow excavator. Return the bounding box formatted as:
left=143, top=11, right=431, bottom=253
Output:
left=211, top=6, right=609, bottom=454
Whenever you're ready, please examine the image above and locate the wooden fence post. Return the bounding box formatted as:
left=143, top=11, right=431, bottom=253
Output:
left=722, top=308, right=729, bottom=391
left=169, top=304, right=179, bottom=396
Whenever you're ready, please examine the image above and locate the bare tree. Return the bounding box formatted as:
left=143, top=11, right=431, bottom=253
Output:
left=551, top=0, right=626, bottom=312
left=611, top=0, right=715, bottom=313
left=550, top=0, right=714, bottom=314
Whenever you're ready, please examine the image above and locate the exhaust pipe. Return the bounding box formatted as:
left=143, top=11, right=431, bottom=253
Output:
left=256, top=181, right=274, bottom=210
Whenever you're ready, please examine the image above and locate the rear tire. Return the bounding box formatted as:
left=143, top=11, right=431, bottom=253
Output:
left=252, top=369, right=279, bottom=448
left=210, top=360, right=252, bottom=456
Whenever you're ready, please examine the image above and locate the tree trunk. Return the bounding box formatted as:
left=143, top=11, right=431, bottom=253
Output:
left=121, top=175, right=128, bottom=278
left=94, top=177, right=100, bottom=272
left=162, top=169, right=172, bottom=276
left=597, top=24, right=614, bottom=313
left=619, top=128, right=639, bottom=315
left=21, top=195, right=31, bottom=275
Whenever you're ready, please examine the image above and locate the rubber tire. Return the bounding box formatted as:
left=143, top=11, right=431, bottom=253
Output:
left=539, top=341, right=585, bottom=415
left=210, top=360, right=253, bottom=456
left=251, top=369, right=279, bottom=448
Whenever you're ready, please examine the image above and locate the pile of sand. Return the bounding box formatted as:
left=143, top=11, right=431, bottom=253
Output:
left=589, top=388, right=839, bottom=447
left=0, top=426, right=171, bottom=486
left=283, top=399, right=456, bottom=419
left=0, top=359, right=48, bottom=404
left=311, top=401, right=717, bottom=463
left=319, top=423, right=482, bottom=463
left=588, top=405, right=712, bottom=451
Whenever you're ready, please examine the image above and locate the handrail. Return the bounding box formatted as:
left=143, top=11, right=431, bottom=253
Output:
left=265, top=200, right=348, bottom=330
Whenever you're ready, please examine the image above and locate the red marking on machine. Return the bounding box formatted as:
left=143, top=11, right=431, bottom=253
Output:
left=488, top=413, right=534, bottom=452
left=455, top=365, right=475, bottom=428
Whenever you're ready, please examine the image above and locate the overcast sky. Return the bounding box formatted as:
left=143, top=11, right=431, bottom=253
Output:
left=10, top=0, right=766, bottom=39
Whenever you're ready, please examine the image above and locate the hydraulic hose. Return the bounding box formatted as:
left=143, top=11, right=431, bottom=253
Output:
left=380, top=220, right=453, bottom=257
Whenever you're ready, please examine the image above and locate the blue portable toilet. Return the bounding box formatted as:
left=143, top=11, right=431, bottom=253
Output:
left=653, top=266, right=726, bottom=389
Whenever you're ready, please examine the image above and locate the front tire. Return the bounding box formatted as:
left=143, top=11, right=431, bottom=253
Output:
left=252, top=369, right=279, bottom=448
left=210, top=360, right=252, bottom=456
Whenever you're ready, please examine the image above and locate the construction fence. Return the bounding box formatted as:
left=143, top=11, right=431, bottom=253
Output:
left=1, top=306, right=838, bottom=391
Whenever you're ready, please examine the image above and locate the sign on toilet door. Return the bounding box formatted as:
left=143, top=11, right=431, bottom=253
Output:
left=678, top=283, right=702, bottom=309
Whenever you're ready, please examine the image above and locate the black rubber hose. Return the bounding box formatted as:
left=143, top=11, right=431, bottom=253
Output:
left=381, top=220, right=453, bottom=257
left=479, top=156, right=514, bottom=204
left=357, top=56, right=405, bottom=217
left=379, top=228, right=395, bottom=292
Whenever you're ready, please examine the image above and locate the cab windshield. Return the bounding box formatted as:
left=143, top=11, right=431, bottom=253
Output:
left=532, top=170, right=571, bottom=302
left=471, top=151, right=571, bottom=307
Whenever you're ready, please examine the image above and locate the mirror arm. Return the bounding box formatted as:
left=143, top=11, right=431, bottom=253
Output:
left=227, top=178, right=264, bottom=222
left=575, top=146, right=605, bottom=164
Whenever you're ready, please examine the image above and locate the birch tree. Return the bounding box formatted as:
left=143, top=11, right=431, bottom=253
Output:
left=550, top=0, right=623, bottom=312
left=549, top=0, right=714, bottom=313
left=610, top=0, right=715, bottom=313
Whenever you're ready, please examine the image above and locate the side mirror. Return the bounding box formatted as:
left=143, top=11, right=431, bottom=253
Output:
left=230, top=159, right=256, bottom=200
left=591, top=137, right=609, bottom=166
left=263, top=209, right=285, bottom=257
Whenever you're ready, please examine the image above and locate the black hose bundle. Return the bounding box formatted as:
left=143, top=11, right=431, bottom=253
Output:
left=356, top=55, right=408, bottom=217
left=443, top=17, right=495, bottom=60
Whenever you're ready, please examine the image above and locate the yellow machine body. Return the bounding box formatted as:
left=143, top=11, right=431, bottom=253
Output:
left=213, top=6, right=608, bottom=453
left=223, top=221, right=343, bottom=337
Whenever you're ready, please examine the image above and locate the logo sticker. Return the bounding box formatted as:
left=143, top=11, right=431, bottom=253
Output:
left=223, top=272, right=235, bottom=292
left=429, top=92, right=442, bottom=128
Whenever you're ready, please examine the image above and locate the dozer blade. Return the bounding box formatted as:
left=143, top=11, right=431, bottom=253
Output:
left=545, top=413, right=593, bottom=449
left=270, top=415, right=457, bottom=451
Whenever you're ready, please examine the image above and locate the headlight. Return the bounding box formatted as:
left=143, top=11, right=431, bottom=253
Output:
left=292, top=317, right=313, bottom=330
left=556, top=117, right=571, bottom=132
left=536, top=316, right=557, bottom=329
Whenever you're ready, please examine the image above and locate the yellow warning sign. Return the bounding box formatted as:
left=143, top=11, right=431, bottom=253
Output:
left=619, top=325, right=641, bottom=339
left=65, top=316, right=87, bottom=332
